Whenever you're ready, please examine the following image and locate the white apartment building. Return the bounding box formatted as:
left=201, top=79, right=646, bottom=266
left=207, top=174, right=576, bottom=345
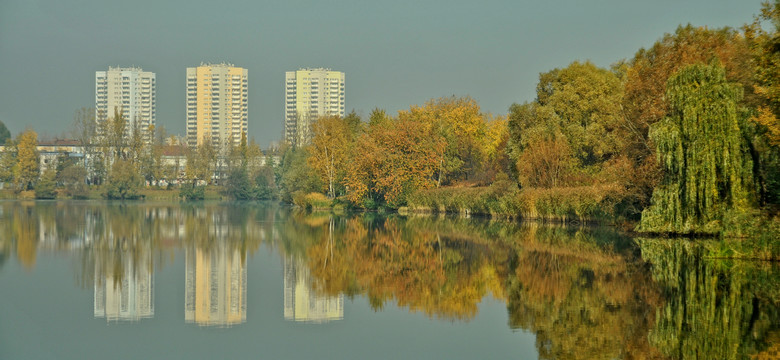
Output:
left=186, top=63, right=248, bottom=148
left=95, top=67, right=156, bottom=143
left=284, top=68, right=345, bottom=146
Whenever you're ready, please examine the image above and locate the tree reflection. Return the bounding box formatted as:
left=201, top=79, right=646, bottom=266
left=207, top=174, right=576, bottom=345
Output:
left=292, top=214, right=513, bottom=321
left=505, top=225, right=664, bottom=360
left=639, top=238, right=780, bottom=359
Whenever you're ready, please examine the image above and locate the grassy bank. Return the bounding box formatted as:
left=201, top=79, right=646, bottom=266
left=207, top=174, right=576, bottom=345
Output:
left=404, top=183, right=630, bottom=224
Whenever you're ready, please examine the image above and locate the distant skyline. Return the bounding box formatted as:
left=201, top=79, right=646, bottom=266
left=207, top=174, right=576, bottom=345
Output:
left=0, top=0, right=764, bottom=148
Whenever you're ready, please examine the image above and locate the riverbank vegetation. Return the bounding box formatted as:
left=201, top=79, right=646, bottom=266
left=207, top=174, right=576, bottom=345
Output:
left=282, top=2, right=780, bottom=241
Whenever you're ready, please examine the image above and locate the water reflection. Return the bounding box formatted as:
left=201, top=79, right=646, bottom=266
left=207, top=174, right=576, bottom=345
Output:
left=639, top=239, right=780, bottom=360
left=505, top=226, right=663, bottom=359
left=284, top=256, right=344, bottom=323
left=185, top=245, right=247, bottom=327
left=1, top=201, right=778, bottom=358
left=93, top=246, right=154, bottom=322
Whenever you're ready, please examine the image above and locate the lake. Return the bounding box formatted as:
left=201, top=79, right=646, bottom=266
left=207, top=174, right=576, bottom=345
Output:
left=0, top=201, right=778, bottom=359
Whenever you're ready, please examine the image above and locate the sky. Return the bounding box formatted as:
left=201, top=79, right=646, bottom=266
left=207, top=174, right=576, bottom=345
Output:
left=0, top=0, right=766, bottom=148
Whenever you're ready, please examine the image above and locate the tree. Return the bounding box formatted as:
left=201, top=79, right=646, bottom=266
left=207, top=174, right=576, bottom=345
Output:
left=224, top=167, right=251, bottom=199
left=401, top=96, right=487, bottom=185
left=623, top=25, right=754, bottom=163
left=508, top=61, right=624, bottom=188
left=58, top=163, right=88, bottom=198
left=34, top=168, right=57, bottom=199
left=0, top=139, right=16, bottom=186
left=481, top=114, right=511, bottom=182
left=185, top=137, right=216, bottom=186
left=745, top=0, right=780, bottom=205
left=103, top=159, right=142, bottom=200
left=140, top=124, right=166, bottom=187
left=0, top=120, right=10, bottom=144
left=308, top=115, right=350, bottom=198
left=369, top=116, right=445, bottom=206
left=71, top=107, right=96, bottom=180
left=638, top=63, right=755, bottom=234
left=276, top=145, right=321, bottom=203
left=516, top=134, right=574, bottom=188
left=15, top=129, right=39, bottom=190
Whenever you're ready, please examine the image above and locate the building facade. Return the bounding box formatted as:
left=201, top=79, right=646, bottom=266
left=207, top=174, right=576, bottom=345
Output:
left=284, top=68, right=345, bottom=146
left=186, top=63, right=248, bottom=148
left=95, top=67, right=156, bottom=143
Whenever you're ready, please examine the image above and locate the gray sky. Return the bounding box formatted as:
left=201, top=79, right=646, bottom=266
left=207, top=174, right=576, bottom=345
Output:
left=0, top=0, right=764, bottom=147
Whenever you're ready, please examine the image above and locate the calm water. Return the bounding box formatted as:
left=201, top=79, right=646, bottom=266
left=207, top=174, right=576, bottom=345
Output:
left=0, top=201, right=778, bottom=360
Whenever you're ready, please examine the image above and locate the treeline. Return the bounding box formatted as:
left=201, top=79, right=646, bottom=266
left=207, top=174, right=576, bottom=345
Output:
left=0, top=107, right=276, bottom=201
left=283, top=2, right=780, bottom=235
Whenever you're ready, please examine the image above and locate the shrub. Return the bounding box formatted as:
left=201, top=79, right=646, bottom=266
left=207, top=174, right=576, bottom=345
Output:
left=103, top=160, right=142, bottom=200
left=35, top=169, right=57, bottom=199
left=180, top=184, right=205, bottom=201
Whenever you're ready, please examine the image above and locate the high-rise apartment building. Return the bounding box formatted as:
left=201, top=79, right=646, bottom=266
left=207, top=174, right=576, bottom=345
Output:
left=95, top=67, right=156, bottom=143
left=284, top=68, right=345, bottom=146
left=186, top=63, right=248, bottom=148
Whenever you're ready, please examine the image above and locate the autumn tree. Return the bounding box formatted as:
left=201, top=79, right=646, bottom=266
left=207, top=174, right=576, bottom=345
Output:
left=14, top=129, right=40, bottom=190
left=516, top=134, right=574, bottom=188
left=401, top=97, right=487, bottom=186
left=100, top=107, right=127, bottom=160
left=369, top=116, right=445, bottom=206
left=343, top=120, right=384, bottom=206
left=308, top=115, right=350, bottom=198
left=745, top=0, right=780, bottom=205
left=139, top=124, right=167, bottom=186
left=481, top=114, right=511, bottom=182
left=638, top=63, right=755, bottom=234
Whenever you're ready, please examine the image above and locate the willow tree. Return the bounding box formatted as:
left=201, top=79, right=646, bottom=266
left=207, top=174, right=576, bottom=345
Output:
left=638, top=63, right=755, bottom=234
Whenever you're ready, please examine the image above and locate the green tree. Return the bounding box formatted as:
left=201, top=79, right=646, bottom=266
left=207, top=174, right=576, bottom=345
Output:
left=103, top=159, right=142, bottom=200
left=638, top=63, right=755, bottom=234
left=15, top=129, right=40, bottom=190
left=58, top=163, right=89, bottom=199
left=276, top=145, right=321, bottom=203
left=508, top=61, right=625, bottom=188
left=0, top=120, right=10, bottom=144
left=0, top=139, right=16, bottom=186
left=34, top=168, right=57, bottom=199
left=224, top=167, right=253, bottom=200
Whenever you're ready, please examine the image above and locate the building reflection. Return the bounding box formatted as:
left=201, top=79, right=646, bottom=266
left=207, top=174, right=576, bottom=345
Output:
left=284, top=256, right=343, bottom=323
left=185, top=245, right=247, bottom=327
left=93, top=248, right=154, bottom=322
